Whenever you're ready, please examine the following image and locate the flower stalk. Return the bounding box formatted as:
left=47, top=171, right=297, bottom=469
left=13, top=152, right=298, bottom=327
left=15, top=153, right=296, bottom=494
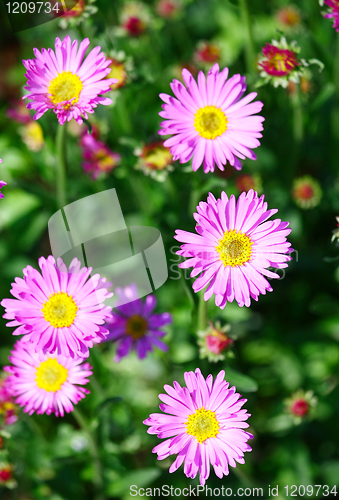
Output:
left=332, top=32, right=339, bottom=143
left=238, top=0, right=255, bottom=77
left=73, top=407, right=105, bottom=500
left=55, top=124, right=67, bottom=209
left=197, top=291, right=207, bottom=331
left=291, top=88, right=304, bottom=144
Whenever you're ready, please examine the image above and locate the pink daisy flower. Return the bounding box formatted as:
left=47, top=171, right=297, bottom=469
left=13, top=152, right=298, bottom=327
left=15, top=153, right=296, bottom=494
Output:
left=22, top=35, right=118, bottom=125
left=1, top=256, right=113, bottom=358
left=104, top=284, right=172, bottom=362
left=4, top=340, right=92, bottom=417
left=81, top=130, right=121, bottom=179
left=0, top=377, right=18, bottom=426
left=158, top=63, right=264, bottom=173
left=258, top=43, right=299, bottom=77
left=143, top=368, right=253, bottom=485
left=174, top=190, right=293, bottom=308
left=323, top=0, right=339, bottom=31
left=156, top=0, right=182, bottom=19
left=194, top=41, right=221, bottom=66
left=0, top=464, right=13, bottom=485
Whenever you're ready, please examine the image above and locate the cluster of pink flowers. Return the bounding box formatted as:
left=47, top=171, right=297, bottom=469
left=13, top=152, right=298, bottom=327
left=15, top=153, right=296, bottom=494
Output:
left=2, top=19, right=333, bottom=486
left=1, top=255, right=113, bottom=417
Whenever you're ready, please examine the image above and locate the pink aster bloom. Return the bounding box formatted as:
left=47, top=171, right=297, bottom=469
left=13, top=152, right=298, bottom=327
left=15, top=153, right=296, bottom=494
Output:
left=120, top=2, right=150, bottom=37
left=323, top=0, right=339, bottom=31
left=284, top=389, right=317, bottom=424
left=81, top=131, right=121, bottom=179
left=22, top=35, right=118, bottom=125
left=1, top=256, right=113, bottom=359
left=104, top=284, right=172, bottom=362
left=175, top=190, right=293, bottom=308
left=194, top=41, right=221, bottom=66
left=158, top=63, right=264, bottom=173
left=0, top=464, right=13, bottom=485
left=7, top=100, right=32, bottom=124
left=258, top=43, right=300, bottom=77
left=156, top=0, right=182, bottom=19
left=0, top=377, right=17, bottom=426
left=276, top=5, right=301, bottom=28
left=143, top=368, right=253, bottom=486
left=4, top=340, right=92, bottom=417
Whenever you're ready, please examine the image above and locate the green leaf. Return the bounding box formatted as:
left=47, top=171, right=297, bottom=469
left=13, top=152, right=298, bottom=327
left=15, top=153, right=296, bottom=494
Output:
left=96, top=396, right=123, bottom=413
left=171, top=342, right=197, bottom=363
left=224, top=367, right=258, bottom=392
left=18, top=211, right=50, bottom=250
left=310, top=82, right=335, bottom=111
left=106, top=468, right=161, bottom=496
left=0, top=190, right=41, bottom=231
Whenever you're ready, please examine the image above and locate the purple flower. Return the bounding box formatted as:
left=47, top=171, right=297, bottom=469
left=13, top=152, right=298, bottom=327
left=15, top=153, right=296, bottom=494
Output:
left=175, top=190, right=293, bottom=308
left=1, top=256, right=113, bottom=359
left=104, top=284, right=172, bottom=361
left=158, top=63, right=264, bottom=173
left=22, top=35, right=117, bottom=125
left=143, top=368, right=253, bottom=485
left=4, top=340, right=92, bottom=417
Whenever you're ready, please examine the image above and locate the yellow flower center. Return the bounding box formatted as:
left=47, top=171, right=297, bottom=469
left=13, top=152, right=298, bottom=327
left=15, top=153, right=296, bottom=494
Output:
left=269, top=53, right=289, bottom=73
left=36, top=358, right=68, bottom=392
left=95, top=149, right=116, bottom=171
left=126, top=315, right=148, bottom=339
left=144, top=146, right=172, bottom=170
left=48, top=71, right=83, bottom=105
left=42, top=292, right=78, bottom=328
left=21, top=122, right=44, bottom=151
left=216, top=229, right=253, bottom=267
left=0, top=402, right=15, bottom=414
left=186, top=407, right=220, bottom=443
left=194, top=105, right=228, bottom=140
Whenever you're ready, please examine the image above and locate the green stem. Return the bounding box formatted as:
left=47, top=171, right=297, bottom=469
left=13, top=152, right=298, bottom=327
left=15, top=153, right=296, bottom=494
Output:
left=288, top=89, right=303, bottom=181
left=171, top=19, right=193, bottom=55
left=72, top=407, right=105, bottom=500
left=332, top=33, right=339, bottom=143
left=55, top=124, right=67, bottom=209
left=197, top=290, right=207, bottom=332
left=238, top=0, right=256, bottom=78
left=115, top=92, right=133, bottom=135
left=291, top=89, right=304, bottom=144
